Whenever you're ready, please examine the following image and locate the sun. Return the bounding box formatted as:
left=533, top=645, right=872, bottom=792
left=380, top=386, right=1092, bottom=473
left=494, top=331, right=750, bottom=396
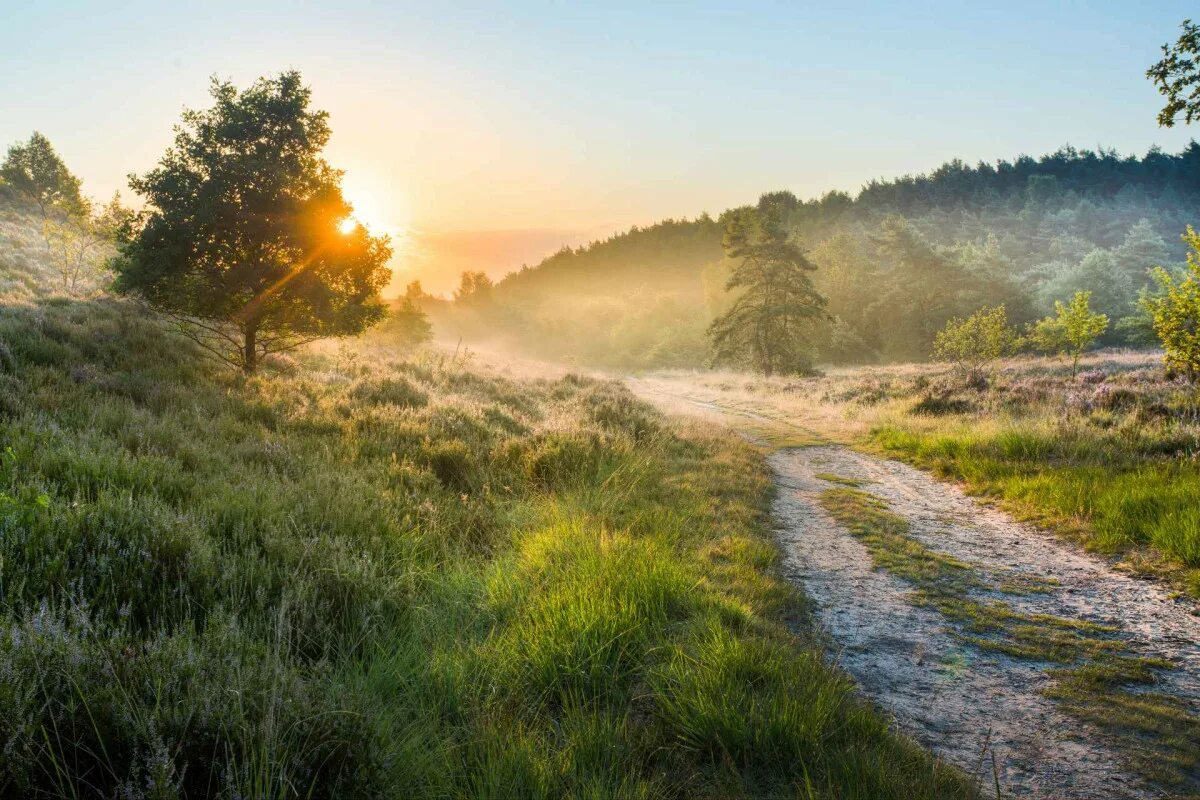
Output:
left=339, top=171, right=409, bottom=242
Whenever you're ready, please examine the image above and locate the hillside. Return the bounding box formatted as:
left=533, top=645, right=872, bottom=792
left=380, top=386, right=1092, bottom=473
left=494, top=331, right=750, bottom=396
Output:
left=0, top=200, right=114, bottom=301
left=0, top=269, right=983, bottom=797
left=434, top=144, right=1200, bottom=368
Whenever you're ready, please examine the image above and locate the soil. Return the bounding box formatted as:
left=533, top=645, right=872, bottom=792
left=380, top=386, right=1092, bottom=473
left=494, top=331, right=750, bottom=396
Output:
left=771, top=445, right=1199, bottom=799
left=630, top=379, right=1200, bottom=798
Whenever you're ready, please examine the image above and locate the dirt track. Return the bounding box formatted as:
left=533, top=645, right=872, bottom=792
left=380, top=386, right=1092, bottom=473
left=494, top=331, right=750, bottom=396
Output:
left=630, top=379, right=1200, bottom=798
left=772, top=444, right=1199, bottom=799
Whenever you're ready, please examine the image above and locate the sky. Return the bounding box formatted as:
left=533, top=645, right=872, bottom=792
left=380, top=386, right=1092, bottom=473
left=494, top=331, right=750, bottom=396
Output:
left=3, top=1, right=1198, bottom=294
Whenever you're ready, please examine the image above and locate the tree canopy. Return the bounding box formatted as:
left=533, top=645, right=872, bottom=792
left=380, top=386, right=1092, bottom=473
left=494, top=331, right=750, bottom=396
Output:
left=446, top=144, right=1200, bottom=370
left=0, top=132, right=87, bottom=218
left=113, top=71, right=392, bottom=372
left=707, top=207, right=826, bottom=376
left=1148, top=19, right=1200, bottom=127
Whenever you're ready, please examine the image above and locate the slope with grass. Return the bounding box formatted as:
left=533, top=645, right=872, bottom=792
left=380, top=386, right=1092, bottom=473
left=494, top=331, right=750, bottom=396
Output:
left=0, top=295, right=978, bottom=799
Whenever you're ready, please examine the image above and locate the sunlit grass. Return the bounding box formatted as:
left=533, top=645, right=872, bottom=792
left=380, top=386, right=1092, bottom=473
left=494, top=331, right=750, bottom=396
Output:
left=642, top=354, right=1200, bottom=595
left=0, top=298, right=976, bottom=798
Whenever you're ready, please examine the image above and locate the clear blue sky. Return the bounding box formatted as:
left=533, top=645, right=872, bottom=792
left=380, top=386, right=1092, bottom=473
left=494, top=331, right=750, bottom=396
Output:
left=2, top=1, right=1196, bottom=291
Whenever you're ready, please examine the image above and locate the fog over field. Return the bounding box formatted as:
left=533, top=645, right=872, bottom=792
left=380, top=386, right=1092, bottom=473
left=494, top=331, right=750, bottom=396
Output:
left=2, top=5, right=1200, bottom=799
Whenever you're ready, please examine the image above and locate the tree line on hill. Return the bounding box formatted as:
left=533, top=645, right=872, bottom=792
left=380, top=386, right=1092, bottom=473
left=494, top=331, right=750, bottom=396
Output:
left=2, top=18, right=1199, bottom=381
left=430, top=21, right=1200, bottom=374
left=432, top=142, right=1200, bottom=371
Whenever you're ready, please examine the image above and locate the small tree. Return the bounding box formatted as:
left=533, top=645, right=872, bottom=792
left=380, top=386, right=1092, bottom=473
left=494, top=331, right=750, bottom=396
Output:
left=932, top=305, right=1017, bottom=386
left=0, top=132, right=87, bottom=219
left=1028, top=291, right=1109, bottom=376
left=453, top=271, right=494, bottom=306
left=1142, top=226, right=1200, bottom=382
left=113, top=72, right=392, bottom=373
left=707, top=207, right=826, bottom=376
left=42, top=193, right=133, bottom=294
left=391, top=281, right=434, bottom=347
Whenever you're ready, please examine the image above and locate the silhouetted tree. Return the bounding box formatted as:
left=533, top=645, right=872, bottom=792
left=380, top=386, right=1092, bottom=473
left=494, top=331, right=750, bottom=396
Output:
left=453, top=271, right=494, bottom=306
left=113, top=72, right=392, bottom=373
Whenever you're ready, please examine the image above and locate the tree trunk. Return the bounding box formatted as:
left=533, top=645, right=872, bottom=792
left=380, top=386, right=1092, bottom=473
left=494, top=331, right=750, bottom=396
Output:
left=243, top=322, right=258, bottom=374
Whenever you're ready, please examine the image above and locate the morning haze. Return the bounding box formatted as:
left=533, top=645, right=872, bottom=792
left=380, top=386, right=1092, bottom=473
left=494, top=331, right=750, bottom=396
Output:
left=3, top=1, right=1197, bottom=294
left=3, top=4, right=1200, bottom=798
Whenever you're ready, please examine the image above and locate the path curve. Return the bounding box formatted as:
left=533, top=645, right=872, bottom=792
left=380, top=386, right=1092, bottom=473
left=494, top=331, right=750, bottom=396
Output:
left=771, top=444, right=1200, bottom=799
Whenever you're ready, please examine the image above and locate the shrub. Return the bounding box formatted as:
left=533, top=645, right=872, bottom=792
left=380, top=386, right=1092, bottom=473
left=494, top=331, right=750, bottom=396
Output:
left=1143, top=226, right=1200, bottom=382
left=1028, top=291, right=1109, bottom=377
left=932, top=305, right=1017, bottom=387
left=910, top=393, right=974, bottom=416
left=351, top=376, right=429, bottom=408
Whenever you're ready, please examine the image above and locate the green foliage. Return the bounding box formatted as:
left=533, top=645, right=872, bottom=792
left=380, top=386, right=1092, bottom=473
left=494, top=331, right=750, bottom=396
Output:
left=0, top=299, right=975, bottom=799
left=869, top=216, right=981, bottom=361
left=440, top=145, right=1200, bottom=370
left=0, top=132, right=87, bottom=218
left=1028, top=291, right=1109, bottom=376
left=112, top=72, right=392, bottom=373
left=932, top=305, right=1017, bottom=385
left=707, top=207, right=826, bottom=376
left=1143, top=226, right=1200, bottom=381
left=1148, top=18, right=1200, bottom=127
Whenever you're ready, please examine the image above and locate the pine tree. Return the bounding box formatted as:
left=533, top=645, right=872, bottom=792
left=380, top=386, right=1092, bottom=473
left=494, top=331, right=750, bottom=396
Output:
left=708, top=207, right=826, bottom=376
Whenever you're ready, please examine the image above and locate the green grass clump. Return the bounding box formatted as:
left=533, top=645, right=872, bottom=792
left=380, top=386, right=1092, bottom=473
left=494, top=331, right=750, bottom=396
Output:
left=819, top=486, right=1200, bottom=790
left=873, top=410, right=1200, bottom=593
left=813, top=472, right=868, bottom=487
left=0, top=298, right=975, bottom=799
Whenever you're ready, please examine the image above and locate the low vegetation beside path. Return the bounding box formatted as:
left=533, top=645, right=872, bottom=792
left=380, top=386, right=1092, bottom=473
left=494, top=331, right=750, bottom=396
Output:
left=0, top=298, right=975, bottom=799
left=640, top=351, right=1200, bottom=596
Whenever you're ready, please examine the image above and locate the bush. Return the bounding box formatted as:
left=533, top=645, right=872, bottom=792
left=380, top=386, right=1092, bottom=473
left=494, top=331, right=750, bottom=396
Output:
left=1144, top=227, right=1200, bottom=382
left=932, top=305, right=1017, bottom=386
left=351, top=376, right=429, bottom=408
left=910, top=393, right=974, bottom=416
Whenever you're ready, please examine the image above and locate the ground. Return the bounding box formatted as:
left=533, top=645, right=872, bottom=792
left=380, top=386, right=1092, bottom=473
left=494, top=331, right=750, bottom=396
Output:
left=631, top=354, right=1200, bottom=798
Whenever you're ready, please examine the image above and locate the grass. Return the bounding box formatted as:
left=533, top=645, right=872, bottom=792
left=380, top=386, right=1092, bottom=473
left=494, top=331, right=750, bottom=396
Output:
left=813, top=472, right=868, bottom=487
left=0, top=296, right=978, bottom=799
left=819, top=486, right=1200, bottom=790
left=642, top=353, right=1200, bottom=596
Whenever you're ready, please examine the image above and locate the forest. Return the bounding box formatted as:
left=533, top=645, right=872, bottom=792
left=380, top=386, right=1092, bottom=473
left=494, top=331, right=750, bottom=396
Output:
left=435, top=144, right=1200, bottom=369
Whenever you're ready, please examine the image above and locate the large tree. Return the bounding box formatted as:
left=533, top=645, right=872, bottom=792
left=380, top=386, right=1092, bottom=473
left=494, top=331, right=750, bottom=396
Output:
left=707, top=206, right=826, bottom=376
left=113, top=72, right=391, bottom=373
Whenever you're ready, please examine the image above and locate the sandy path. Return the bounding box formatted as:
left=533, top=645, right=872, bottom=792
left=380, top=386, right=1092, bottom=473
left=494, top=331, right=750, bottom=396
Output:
left=630, top=380, right=1200, bottom=798
left=773, top=445, right=1199, bottom=799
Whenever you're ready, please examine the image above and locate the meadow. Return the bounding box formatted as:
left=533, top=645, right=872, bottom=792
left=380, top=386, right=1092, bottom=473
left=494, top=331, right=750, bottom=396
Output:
left=0, top=295, right=980, bottom=799
left=640, top=350, right=1200, bottom=596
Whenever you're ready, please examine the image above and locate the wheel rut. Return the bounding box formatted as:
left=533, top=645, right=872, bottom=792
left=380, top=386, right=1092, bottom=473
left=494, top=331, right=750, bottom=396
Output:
left=770, top=444, right=1200, bottom=799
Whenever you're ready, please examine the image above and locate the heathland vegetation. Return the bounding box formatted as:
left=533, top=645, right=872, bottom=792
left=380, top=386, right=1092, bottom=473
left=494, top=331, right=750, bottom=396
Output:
left=1, top=17, right=1199, bottom=799
left=0, top=73, right=984, bottom=798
